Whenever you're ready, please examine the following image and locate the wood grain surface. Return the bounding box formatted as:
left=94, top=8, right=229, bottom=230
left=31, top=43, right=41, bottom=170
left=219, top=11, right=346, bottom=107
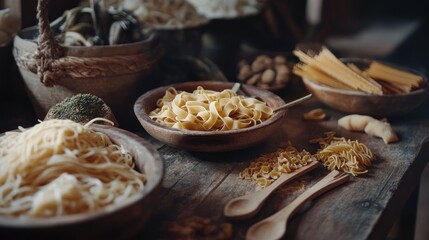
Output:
left=134, top=79, right=429, bottom=240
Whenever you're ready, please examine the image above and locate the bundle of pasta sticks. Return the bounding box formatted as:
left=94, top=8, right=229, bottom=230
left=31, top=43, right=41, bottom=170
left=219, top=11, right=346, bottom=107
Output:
left=293, top=47, right=424, bottom=95
left=365, top=61, right=422, bottom=94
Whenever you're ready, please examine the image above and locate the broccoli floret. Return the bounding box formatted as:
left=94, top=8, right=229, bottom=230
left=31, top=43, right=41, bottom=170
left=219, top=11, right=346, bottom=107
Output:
left=49, top=94, right=107, bottom=123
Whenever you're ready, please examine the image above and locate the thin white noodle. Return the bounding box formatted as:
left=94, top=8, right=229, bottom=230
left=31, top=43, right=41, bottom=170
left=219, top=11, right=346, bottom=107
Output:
left=0, top=119, right=146, bottom=217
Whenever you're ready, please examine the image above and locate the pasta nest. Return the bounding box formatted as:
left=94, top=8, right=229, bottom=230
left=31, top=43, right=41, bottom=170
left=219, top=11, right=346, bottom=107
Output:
left=311, top=132, right=376, bottom=176
left=149, top=86, right=273, bottom=131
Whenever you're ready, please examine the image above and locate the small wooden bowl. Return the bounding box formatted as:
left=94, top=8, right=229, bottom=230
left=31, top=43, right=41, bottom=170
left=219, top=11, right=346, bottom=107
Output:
left=236, top=51, right=295, bottom=93
left=0, top=125, right=164, bottom=240
left=302, top=58, right=429, bottom=117
left=134, top=81, right=286, bottom=152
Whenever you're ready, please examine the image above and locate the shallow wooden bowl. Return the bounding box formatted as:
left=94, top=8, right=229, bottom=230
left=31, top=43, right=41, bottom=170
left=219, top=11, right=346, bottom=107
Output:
left=0, top=125, right=164, bottom=240
left=302, top=59, right=429, bottom=117
left=134, top=81, right=286, bottom=152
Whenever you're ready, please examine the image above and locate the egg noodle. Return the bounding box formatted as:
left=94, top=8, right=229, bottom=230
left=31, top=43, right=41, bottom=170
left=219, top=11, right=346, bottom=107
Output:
left=310, top=132, right=375, bottom=176
left=0, top=119, right=146, bottom=217
left=239, top=142, right=314, bottom=189
left=149, top=86, right=273, bottom=131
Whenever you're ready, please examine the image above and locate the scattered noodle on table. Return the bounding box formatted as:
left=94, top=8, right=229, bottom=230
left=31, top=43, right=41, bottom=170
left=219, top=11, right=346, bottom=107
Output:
left=239, top=142, right=315, bottom=189
left=310, top=132, right=376, bottom=176
left=309, top=131, right=336, bottom=148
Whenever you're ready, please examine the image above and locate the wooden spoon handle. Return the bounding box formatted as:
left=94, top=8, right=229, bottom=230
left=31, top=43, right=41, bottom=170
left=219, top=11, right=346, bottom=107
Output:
left=276, top=170, right=349, bottom=219
left=285, top=170, right=350, bottom=216
left=224, top=161, right=319, bottom=219
left=273, top=94, right=312, bottom=112
left=246, top=171, right=349, bottom=240
left=258, top=160, right=319, bottom=200
left=231, top=82, right=241, bottom=93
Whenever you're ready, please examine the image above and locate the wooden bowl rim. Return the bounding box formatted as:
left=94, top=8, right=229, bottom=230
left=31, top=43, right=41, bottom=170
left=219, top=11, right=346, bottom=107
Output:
left=0, top=125, right=164, bottom=228
left=134, top=81, right=286, bottom=136
left=302, top=58, right=429, bottom=98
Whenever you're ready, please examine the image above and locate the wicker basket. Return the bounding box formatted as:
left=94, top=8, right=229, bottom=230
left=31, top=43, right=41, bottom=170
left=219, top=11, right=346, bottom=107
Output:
left=13, top=0, right=163, bottom=126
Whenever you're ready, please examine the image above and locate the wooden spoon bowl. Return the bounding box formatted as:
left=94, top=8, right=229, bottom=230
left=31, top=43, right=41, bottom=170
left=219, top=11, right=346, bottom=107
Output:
left=224, top=161, right=319, bottom=220
left=246, top=170, right=350, bottom=240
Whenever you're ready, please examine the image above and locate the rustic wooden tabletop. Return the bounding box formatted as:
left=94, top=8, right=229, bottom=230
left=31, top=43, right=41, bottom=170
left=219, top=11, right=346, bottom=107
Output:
left=131, top=77, right=429, bottom=240
left=1, top=10, right=429, bottom=240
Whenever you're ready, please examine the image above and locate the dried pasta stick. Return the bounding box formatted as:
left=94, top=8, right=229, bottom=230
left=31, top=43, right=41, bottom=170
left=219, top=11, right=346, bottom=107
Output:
left=358, top=67, right=411, bottom=94
left=316, top=50, right=382, bottom=94
left=293, top=48, right=383, bottom=94
left=347, top=63, right=381, bottom=88
left=294, top=64, right=354, bottom=90
left=377, top=80, right=411, bottom=94
left=366, top=61, right=422, bottom=87
left=338, top=114, right=399, bottom=144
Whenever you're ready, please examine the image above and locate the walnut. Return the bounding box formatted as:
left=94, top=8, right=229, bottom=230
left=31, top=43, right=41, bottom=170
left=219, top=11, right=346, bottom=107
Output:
left=237, top=54, right=290, bottom=90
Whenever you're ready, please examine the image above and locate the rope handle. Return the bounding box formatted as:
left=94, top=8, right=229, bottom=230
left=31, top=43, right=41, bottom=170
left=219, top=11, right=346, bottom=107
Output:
left=35, top=0, right=64, bottom=87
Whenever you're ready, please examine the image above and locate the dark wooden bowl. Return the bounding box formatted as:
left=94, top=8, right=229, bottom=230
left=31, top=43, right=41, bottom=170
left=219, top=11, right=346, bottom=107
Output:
left=0, top=125, right=164, bottom=240
left=134, top=81, right=286, bottom=152
left=302, top=58, right=429, bottom=117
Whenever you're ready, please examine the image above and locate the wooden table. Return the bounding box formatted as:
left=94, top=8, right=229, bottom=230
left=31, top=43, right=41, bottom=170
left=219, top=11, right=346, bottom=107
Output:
left=1, top=66, right=428, bottom=240
left=1, top=78, right=427, bottom=240
left=1, top=12, right=429, bottom=240
left=133, top=79, right=429, bottom=240
left=1, top=63, right=428, bottom=240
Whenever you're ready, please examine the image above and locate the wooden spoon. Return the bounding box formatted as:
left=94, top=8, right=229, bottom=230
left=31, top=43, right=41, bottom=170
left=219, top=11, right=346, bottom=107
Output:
left=231, top=82, right=241, bottom=93
left=246, top=170, right=350, bottom=240
left=224, top=160, right=319, bottom=220
left=231, top=82, right=312, bottom=111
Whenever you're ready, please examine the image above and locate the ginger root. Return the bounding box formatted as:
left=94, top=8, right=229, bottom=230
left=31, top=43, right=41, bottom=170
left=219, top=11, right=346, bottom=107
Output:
left=338, top=114, right=398, bottom=144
